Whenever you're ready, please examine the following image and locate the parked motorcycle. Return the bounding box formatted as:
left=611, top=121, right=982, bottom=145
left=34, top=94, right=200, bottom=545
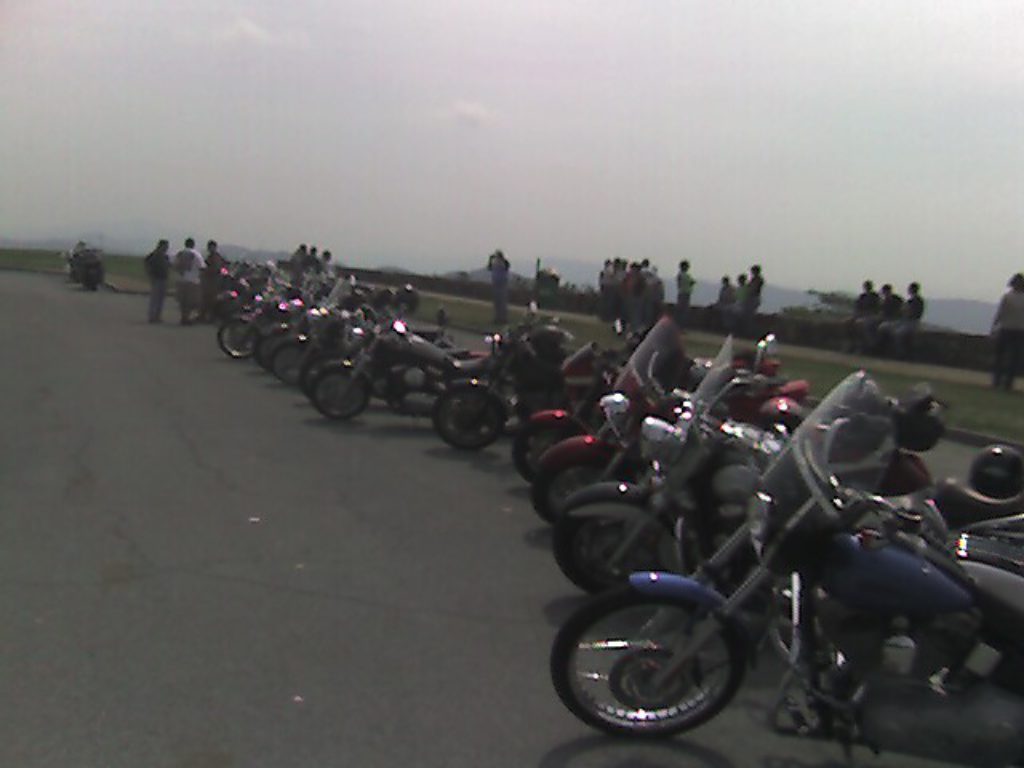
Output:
left=551, top=336, right=789, bottom=593
left=511, top=342, right=633, bottom=482
left=431, top=320, right=575, bottom=450
left=308, top=317, right=488, bottom=420
left=550, top=371, right=1024, bottom=768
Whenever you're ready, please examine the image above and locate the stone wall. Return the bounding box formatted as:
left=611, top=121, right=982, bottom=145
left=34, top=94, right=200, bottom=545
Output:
left=343, top=266, right=994, bottom=372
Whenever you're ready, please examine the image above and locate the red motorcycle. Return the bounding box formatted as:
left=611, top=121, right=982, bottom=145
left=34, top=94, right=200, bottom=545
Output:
left=529, top=320, right=810, bottom=522
left=510, top=341, right=633, bottom=481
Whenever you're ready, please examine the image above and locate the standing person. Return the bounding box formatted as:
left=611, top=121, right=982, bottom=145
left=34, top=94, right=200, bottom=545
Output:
left=848, top=280, right=881, bottom=352
left=487, top=249, right=510, bottom=325
left=624, top=262, right=647, bottom=332
left=991, top=273, right=1024, bottom=391
left=598, top=260, right=615, bottom=321
left=144, top=239, right=171, bottom=323
left=741, top=264, right=764, bottom=337
left=290, top=244, right=308, bottom=281
left=733, top=273, right=749, bottom=334
left=716, top=276, right=736, bottom=331
left=174, top=237, right=205, bottom=326
left=675, top=260, right=695, bottom=328
left=322, top=250, right=333, bottom=273
left=875, top=284, right=904, bottom=354
left=198, top=239, right=224, bottom=323
left=893, top=282, right=925, bottom=359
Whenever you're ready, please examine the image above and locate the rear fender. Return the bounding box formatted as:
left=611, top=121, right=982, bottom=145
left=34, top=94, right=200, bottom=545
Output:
left=538, top=435, right=616, bottom=474
left=561, top=481, right=652, bottom=520
left=628, top=572, right=726, bottom=609
left=528, top=409, right=589, bottom=432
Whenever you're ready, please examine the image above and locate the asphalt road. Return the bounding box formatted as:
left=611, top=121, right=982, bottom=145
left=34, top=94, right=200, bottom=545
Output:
left=1, top=272, right=977, bottom=768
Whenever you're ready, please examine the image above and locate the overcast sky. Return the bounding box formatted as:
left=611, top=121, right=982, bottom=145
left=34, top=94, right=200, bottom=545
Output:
left=1, top=0, right=1022, bottom=300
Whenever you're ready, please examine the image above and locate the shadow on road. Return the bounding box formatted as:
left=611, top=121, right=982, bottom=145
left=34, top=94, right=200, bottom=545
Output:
left=541, top=593, right=591, bottom=627
left=538, top=734, right=737, bottom=768
left=523, top=525, right=552, bottom=550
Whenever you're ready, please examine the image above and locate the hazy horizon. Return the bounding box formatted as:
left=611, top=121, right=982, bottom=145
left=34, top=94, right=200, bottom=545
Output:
left=2, top=1, right=1022, bottom=303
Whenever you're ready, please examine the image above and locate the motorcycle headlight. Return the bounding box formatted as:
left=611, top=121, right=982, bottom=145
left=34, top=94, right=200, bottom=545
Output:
left=600, top=393, right=632, bottom=440
left=640, top=416, right=688, bottom=465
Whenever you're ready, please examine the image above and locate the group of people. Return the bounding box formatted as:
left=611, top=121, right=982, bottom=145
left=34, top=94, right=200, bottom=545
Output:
left=144, top=238, right=224, bottom=325
left=597, top=259, right=667, bottom=333
left=845, top=280, right=926, bottom=358
left=288, top=244, right=334, bottom=279
left=711, top=265, right=765, bottom=336
left=595, top=260, right=765, bottom=337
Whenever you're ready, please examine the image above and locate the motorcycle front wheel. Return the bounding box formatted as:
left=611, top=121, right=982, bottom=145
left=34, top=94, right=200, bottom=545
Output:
left=271, top=340, right=307, bottom=386
left=553, top=513, right=676, bottom=593
left=511, top=422, right=585, bottom=482
left=531, top=460, right=614, bottom=524
left=550, top=589, right=745, bottom=738
left=217, top=319, right=256, bottom=359
left=432, top=389, right=505, bottom=450
left=311, top=368, right=370, bottom=420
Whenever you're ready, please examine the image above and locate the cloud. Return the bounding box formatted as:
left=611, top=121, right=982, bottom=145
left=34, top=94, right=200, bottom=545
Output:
left=213, top=16, right=308, bottom=48
left=448, top=100, right=497, bottom=126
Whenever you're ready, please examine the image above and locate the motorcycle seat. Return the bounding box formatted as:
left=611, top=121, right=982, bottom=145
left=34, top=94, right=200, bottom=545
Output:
left=934, top=478, right=1024, bottom=531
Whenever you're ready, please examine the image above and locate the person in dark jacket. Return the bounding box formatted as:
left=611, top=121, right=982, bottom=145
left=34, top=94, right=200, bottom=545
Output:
left=847, top=280, right=880, bottom=352
left=893, top=282, right=925, bottom=359
left=198, top=240, right=225, bottom=323
left=144, top=239, right=171, bottom=323
left=875, top=284, right=904, bottom=354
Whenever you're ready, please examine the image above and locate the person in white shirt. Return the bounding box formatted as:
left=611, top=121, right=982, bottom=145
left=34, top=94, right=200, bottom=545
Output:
left=174, top=237, right=206, bottom=325
left=992, top=272, right=1024, bottom=390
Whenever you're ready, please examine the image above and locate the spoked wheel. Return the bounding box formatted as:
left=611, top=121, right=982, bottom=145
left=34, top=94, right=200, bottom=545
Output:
left=271, top=341, right=307, bottom=386
left=432, top=389, right=505, bottom=450
left=551, top=589, right=745, bottom=738
left=300, top=354, right=331, bottom=398
left=310, top=368, right=370, bottom=420
left=217, top=319, right=256, bottom=359
left=553, top=513, right=676, bottom=593
left=511, top=423, right=583, bottom=482
left=531, top=462, right=607, bottom=524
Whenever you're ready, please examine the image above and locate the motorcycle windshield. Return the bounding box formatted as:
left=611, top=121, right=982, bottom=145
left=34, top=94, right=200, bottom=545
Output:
left=758, top=371, right=895, bottom=532
left=691, top=336, right=735, bottom=407
left=612, top=317, right=686, bottom=399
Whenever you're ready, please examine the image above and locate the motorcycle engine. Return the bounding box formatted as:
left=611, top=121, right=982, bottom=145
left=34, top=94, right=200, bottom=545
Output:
left=814, top=595, right=1024, bottom=766
left=403, top=367, right=427, bottom=390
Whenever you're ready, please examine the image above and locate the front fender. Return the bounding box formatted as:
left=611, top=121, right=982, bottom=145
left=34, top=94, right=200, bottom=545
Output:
left=562, top=481, right=652, bottom=519
left=628, top=572, right=726, bottom=609
left=528, top=409, right=589, bottom=432
left=538, top=434, right=616, bottom=474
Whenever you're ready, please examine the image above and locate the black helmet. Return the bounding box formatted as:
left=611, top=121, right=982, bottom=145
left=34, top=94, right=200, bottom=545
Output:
left=892, top=385, right=945, bottom=453
left=397, top=284, right=420, bottom=314
left=969, top=445, right=1024, bottom=499
left=370, top=287, right=397, bottom=310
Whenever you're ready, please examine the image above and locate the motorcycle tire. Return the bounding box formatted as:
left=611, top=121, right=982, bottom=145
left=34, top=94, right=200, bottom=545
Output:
left=531, top=458, right=620, bottom=524
left=255, top=332, right=288, bottom=371
left=311, top=367, right=370, bottom=420
left=432, top=389, right=505, bottom=451
left=300, top=353, right=331, bottom=399
left=271, top=341, right=307, bottom=386
left=550, top=588, right=746, bottom=738
left=217, top=319, right=256, bottom=359
left=552, top=513, right=676, bottom=594
left=512, top=422, right=585, bottom=483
